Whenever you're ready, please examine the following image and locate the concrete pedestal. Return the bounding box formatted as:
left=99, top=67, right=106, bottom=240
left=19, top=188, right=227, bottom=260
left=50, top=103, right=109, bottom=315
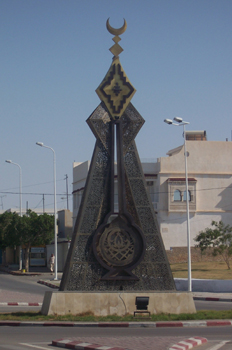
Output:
left=41, top=291, right=196, bottom=316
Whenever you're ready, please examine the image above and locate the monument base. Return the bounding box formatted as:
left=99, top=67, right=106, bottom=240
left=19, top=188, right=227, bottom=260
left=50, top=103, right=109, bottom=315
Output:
left=41, top=291, right=196, bottom=316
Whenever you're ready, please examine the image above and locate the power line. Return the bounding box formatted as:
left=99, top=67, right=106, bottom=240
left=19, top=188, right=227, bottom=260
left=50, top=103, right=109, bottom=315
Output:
left=0, top=191, right=73, bottom=196
left=0, top=178, right=65, bottom=192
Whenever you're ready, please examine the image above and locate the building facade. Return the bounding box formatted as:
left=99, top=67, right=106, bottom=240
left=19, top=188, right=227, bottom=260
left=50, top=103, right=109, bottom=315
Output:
left=72, top=133, right=232, bottom=251
left=158, top=135, right=232, bottom=250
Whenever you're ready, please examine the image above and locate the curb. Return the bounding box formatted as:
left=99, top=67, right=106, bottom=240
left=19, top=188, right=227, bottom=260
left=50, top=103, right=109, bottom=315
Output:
left=52, top=339, right=125, bottom=350
left=0, top=302, right=42, bottom=306
left=51, top=336, right=208, bottom=350
left=0, top=320, right=231, bottom=327
left=194, top=296, right=232, bottom=302
left=0, top=270, right=40, bottom=277
left=168, top=336, right=207, bottom=350
left=37, top=280, right=59, bottom=289
left=0, top=267, right=41, bottom=276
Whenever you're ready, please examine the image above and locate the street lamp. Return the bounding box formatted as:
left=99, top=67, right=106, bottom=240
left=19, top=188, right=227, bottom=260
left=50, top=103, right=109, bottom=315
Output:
left=164, top=117, right=192, bottom=292
left=36, top=142, right=58, bottom=280
left=5, top=159, right=23, bottom=270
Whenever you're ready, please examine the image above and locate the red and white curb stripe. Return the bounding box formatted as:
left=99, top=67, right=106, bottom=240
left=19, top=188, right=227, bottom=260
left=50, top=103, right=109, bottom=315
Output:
left=52, top=337, right=207, bottom=350
left=52, top=339, right=125, bottom=350
left=194, top=296, right=232, bottom=302
left=0, top=302, right=42, bottom=306
left=0, top=320, right=231, bottom=327
left=169, top=336, right=207, bottom=350
left=37, top=280, right=59, bottom=289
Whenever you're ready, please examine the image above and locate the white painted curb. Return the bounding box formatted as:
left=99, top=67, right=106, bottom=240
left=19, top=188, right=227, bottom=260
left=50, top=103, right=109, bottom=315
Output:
left=168, top=336, right=207, bottom=350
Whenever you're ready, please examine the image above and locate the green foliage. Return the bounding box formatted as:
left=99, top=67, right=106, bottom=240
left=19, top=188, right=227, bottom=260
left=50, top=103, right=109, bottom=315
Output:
left=0, top=210, right=54, bottom=249
left=194, top=221, right=232, bottom=270
left=0, top=210, right=54, bottom=270
left=18, top=210, right=54, bottom=247
left=0, top=211, right=21, bottom=249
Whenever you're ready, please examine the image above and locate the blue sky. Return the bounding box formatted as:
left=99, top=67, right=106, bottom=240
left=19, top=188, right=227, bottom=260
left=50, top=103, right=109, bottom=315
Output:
left=1, top=0, right=232, bottom=212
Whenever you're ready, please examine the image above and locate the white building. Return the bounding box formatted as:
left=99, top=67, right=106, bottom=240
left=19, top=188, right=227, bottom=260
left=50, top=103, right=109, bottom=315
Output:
left=72, top=132, right=232, bottom=251
left=158, top=132, right=232, bottom=250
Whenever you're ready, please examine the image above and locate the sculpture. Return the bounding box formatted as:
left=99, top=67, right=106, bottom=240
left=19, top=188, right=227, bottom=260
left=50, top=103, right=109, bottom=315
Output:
left=60, top=19, right=175, bottom=292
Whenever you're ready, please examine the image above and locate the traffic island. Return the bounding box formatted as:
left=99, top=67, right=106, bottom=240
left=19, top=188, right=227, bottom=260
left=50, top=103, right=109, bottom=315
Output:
left=41, top=291, right=196, bottom=316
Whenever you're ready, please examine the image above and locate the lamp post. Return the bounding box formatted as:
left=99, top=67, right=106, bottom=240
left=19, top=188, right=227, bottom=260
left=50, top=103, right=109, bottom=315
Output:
left=5, top=160, right=23, bottom=270
left=164, top=117, right=192, bottom=292
left=36, top=142, right=58, bottom=280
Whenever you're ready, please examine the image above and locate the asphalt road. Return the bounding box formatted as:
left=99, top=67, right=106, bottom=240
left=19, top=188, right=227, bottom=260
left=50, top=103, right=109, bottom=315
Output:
left=0, top=271, right=50, bottom=312
left=0, top=271, right=51, bottom=295
left=195, top=300, right=232, bottom=311
left=0, top=325, right=232, bottom=350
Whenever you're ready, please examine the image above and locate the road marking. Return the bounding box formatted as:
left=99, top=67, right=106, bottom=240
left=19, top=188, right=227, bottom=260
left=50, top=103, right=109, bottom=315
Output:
left=169, top=336, right=207, bottom=349
left=207, top=341, right=229, bottom=350
left=20, top=343, right=51, bottom=350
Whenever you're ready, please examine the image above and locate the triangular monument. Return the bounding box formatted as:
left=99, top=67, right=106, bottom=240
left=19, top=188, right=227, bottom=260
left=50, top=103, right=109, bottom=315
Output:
left=60, top=19, right=175, bottom=291
left=42, top=19, right=196, bottom=316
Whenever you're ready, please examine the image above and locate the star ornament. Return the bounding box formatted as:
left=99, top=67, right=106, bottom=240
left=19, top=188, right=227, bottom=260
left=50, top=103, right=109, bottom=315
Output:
left=96, top=57, right=136, bottom=119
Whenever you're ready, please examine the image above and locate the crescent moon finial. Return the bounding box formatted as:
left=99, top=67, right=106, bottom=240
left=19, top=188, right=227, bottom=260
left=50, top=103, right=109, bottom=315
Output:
left=106, top=18, right=127, bottom=36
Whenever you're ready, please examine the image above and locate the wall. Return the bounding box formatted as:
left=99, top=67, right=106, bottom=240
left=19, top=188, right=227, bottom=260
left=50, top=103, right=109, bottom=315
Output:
left=72, top=161, right=90, bottom=226
left=158, top=141, right=232, bottom=249
left=58, top=209, right=73, bottom=239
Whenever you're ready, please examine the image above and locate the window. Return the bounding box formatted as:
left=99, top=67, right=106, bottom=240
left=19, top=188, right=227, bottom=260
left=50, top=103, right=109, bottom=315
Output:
left=167, top=178, right=196, bottom=212
left=183, top=190, right=191, bottom=202
left=173, top=190, right=181, bottom=201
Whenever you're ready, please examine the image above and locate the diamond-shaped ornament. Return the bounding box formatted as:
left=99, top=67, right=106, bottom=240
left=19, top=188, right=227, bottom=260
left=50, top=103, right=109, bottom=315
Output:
left=109, top=43, right=123, bottom=57
left=96, top=57, right=136, bottom=119
left=109, top=35, right=123, bottom=56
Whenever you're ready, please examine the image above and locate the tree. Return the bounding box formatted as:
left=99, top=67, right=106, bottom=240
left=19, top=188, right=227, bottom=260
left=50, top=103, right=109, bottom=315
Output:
left=0, top=212, right=20, bottom=264
left=0, top=210, right=54, bottom=271
left=0, top=212, right=12, bottom=264
left=194, top=221, right=232, bottom=270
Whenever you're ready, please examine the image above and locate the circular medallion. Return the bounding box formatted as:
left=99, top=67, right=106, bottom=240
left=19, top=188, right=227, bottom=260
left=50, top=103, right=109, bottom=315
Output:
left=93, top=215, right=145, bottom=273
left=99, top=227, right=135, bottom=266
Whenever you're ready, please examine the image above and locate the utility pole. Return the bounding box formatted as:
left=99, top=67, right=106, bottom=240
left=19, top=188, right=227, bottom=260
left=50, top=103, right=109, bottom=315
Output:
left=64, top=174, right=69, bottom=210
left=0, top=195, right=6, bottom=210
left=43, top=194, right=45, bottom=213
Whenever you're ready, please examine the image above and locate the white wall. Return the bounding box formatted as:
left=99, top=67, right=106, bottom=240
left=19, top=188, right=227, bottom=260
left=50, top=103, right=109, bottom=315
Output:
left=158, top=140, right=232, bottom=249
